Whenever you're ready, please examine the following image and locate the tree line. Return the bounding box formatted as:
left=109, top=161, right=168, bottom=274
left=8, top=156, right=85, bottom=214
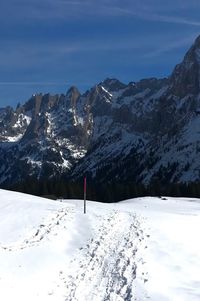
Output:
left=3, top=178, right=200, bottom=202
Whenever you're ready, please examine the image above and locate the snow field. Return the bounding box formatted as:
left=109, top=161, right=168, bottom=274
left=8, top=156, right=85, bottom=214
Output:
left=0, top=190, right=200, bottom=301
left=118, top=197, right=200, bottom=301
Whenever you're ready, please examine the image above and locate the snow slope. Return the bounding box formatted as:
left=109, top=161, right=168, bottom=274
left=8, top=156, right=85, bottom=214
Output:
left=0, top=189, right=199, bottom=301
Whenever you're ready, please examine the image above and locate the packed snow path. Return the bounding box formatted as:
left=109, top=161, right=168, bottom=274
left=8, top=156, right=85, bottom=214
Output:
left=61, top=212, right=146, bottom=301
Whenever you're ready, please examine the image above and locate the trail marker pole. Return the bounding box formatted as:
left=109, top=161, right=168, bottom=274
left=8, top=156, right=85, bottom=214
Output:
left=84, top=176, right=87, bottom=214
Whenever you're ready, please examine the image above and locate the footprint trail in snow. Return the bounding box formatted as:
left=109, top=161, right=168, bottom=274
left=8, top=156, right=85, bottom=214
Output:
left=58, top=211, right=148, bottom=301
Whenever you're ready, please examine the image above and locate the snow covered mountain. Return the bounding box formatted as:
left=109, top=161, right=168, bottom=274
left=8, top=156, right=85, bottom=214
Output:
left=0, top=189, right=200, bottom=300
left=1, top=35, right=200, bottom=186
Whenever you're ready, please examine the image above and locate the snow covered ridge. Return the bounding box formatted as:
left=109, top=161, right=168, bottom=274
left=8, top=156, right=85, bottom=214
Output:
left=2, top=36, right=200, bottom=185
left=0, top=189, right=200, bottom=301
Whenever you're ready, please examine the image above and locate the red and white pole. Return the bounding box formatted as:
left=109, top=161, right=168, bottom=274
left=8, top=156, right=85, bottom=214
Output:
left=84, top=176, right=87, bottom=214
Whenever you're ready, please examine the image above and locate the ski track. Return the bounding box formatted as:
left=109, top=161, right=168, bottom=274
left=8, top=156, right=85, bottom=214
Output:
left=0, top=207, right=74, bottom=251
left=58, top=211, right=148, bottom=301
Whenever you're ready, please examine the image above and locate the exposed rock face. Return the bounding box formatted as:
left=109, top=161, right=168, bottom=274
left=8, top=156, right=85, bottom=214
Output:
left=0, top=90, right=88, bottom=185
left=1, top=36, right=200, bottom=186
left=170, top=36, right=200, bottom=97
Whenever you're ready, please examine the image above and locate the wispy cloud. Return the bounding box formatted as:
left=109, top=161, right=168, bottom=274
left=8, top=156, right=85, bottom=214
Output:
left=108, top=6, right=200, bottom=27
left=1, top=0, right=200, bottom=27
left=0, top=37, right=149, bottom=69
left=0, top=31, right=198, bottom=73
left=142, top=34, right=198, bottom=58
left=142, top=13, right=200, bottom=27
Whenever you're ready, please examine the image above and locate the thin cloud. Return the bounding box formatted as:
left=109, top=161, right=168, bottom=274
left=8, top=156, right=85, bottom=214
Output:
left=2, top=0, right=200, bottom=26
left=109, top=7, right=200, bottom=27
left=0, top=38, right=149, bottom=66
left=145, top=13, right=200, bottom=26
left=0, top=33, right=198, bottom=72
left=143, top=34, right=198, bottom=58
left=32, top=1, right=200, bottom=27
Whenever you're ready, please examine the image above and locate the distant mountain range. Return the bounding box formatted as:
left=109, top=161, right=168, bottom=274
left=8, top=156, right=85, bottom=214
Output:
left=1, top=35, right=200, bottom=187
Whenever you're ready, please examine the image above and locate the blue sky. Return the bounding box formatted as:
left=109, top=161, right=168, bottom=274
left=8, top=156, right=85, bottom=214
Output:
left=1, top=0, right=200, bottom=107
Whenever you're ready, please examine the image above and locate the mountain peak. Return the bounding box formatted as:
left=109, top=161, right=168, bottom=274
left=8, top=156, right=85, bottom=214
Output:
left=185, top=35, right=200, bottom=63
left=169, top=35, right=200, bottom=97
left=66, top=86, right=80, bottom=96
left=100, top=78, right=126, bottom=91
left=2, top=35, right=200, bottom=187
left=66, top=86, right=81, bottom=107
left=66, top=86, right=80, bottom=101
left=193, top=35, right=200, bottom=47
